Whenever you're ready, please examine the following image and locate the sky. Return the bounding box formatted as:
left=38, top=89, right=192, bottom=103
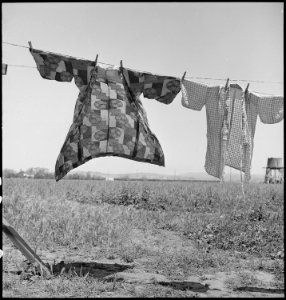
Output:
left=2, top=2, right=284, bottom=179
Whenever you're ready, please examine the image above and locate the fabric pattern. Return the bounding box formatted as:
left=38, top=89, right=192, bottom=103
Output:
left=30, top=48, right=180, bottom=181
left=223, top=86, right=252, bottom=182
left=181, top=79, right=284, bottom=182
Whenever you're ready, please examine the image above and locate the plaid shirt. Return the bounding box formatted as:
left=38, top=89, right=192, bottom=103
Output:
left=30, top=48, right=181, bottom=181
left=181, top=80, right=283, bottom=182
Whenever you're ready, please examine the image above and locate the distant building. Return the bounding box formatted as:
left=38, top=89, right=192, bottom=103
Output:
left=105, top=177, right=114, bottom=181
left=23, top=173, right=34, bottom=179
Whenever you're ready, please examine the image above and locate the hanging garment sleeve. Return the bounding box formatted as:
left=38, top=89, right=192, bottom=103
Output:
left=181, top=79, right=208, bottom=110
left=30, top=48, right=94, bottom=87
left=256, top=94, right=284, bottom=124
left=141, top=73, right=181, bottom=105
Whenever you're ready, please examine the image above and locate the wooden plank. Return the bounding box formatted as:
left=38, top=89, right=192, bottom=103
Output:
left=2, top=217, right=51, bottom=277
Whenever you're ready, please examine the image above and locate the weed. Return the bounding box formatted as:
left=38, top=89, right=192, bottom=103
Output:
left=2, top=178, right=284, bottom=297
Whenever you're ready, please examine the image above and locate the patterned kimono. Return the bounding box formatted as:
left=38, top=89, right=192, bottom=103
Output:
left=30, top=48, right=181, bottom=181
left=181, top=80, right=283, bottom=182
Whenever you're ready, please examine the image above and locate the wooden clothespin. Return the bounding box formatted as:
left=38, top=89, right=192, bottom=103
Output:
left=28, top=41, right=33, bottom=51
left=95, top=54, right=98, bottom=66
left=120, top=60, right=123, bottom=69
left=244, top=83, right=250, bottom=101
left=182, top=71, right=186, bottom=82
left=225, top=78, right=229, bottom=90
left=245, top=83, right=250, bottom=95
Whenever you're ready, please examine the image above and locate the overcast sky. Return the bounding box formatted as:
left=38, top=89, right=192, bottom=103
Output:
left=2, top=2, right=284, bottom=178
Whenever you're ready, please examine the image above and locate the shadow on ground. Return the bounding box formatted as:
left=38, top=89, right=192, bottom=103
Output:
left=157, top=281, right=210, bottom=293
left=234, top=286, right=284, bottom=294
left=51, top=260, right=133, bottom=279
left=157, top=282, right=284, bottom=295
left=7, top=260, right=133, bottom=280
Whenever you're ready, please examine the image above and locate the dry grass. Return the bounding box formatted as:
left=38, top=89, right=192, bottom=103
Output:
left=2, top=178, right=284, bottom=297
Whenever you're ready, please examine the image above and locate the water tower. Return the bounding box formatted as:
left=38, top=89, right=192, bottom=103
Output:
left=264, top=157, right=284, bottom=184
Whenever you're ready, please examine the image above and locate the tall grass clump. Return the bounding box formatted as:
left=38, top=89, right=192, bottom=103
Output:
left=179, top=183, right=284, bottom=258
left=3, top=179, right=137, bottom=253
left=3, top=178, right=283, bottom=261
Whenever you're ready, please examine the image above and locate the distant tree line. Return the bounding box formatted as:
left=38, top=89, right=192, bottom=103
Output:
left=3, top=168, right=105, bottom=180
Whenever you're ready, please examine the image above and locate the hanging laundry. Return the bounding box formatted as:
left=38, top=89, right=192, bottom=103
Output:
left=181, top=79, right=283, bottom=182
left=2, top=63, right=8, bottom=75
left=30, top=48, right=181, bottom=181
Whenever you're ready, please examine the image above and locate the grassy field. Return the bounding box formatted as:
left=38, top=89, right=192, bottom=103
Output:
left=2, top=178, right=284, bottom=297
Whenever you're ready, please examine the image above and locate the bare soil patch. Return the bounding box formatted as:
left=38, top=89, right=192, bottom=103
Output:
left=3, top=227, right=284, bottom=298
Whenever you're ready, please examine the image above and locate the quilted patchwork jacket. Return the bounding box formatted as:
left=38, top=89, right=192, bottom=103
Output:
left=30, top=48, right=181, bottom=181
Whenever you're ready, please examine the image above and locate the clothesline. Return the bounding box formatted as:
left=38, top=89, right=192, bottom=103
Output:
left=6, top=64, right=36, bottom=69
left=27, top=47, right=284, bottom=185
left=3, top=41, right=115, bottom=66
left=3, top=62, right=281, bottom=96
left=185, top=76, right=284, bottom=84
left=4, top=63, right=284, bottom=92
left=2, top=63, right=283, bottom=96
left=3, top=41, right=284, bottom=85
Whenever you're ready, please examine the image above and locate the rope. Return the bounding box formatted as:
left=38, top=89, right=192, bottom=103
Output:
left=3, top=42, right=29, bottom=48
left=252, top=90, right=284, bottom=96
left=185, top=76, right=283, bottom=84
left=3, top=41, right=115, bottom=67
left=6, top=64, right=36, bottom=69
left=3, top=41, right=284, bottom=84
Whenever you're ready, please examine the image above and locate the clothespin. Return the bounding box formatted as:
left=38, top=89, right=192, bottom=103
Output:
left=95, top=54, right=98, bottom=66
left=120, top=60, right=123, bottom=69
left=225, top=78, right=229, bottom=90
left=182, top=71, right=186, bottom=82
left=244, top=83, right=250, bottom=101
left=245, top=83, right=250, bottom=95
left=28, top=41, right=33, bottom=51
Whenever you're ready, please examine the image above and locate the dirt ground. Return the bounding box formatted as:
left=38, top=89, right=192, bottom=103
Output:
left=3, top=228, right=284, bottom=298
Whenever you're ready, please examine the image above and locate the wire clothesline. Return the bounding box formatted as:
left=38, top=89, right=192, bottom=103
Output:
left=185, top=76, right=284, bottom=84
left=3, top=41, right=284, bottom=85
left=4, top=63, right=284, bottom=94
left=3, top=41, right=115, bottom=66
left=3, top=64, right=283, bottom=96
left=6, top=64, right=36, bottom=69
